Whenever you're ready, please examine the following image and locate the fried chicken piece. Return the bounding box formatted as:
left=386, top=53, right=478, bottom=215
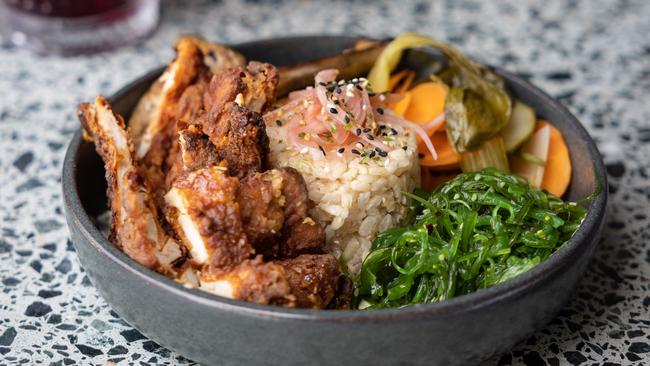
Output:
left=192, top=62, right=279, bottom=178
left=131, top=37, right=246, bottom=204
left=134, top=37, right=206, bottom=160
left=160, top=62, right=279, bottom=181
left=278, top=168, right=326, bottom=258
left=238, top=169, right=285, bottom=249
left=281, top=217, right=326, bottom=258
left=198, top=102, right=270, bottom=178
left=199, top=254, right=345, bottom=309
left=224, top=166, right=325, bottom=259
left=164, top=165, right=253, bottom=279
left=77, top=97, right=183, bottom=272
left=187, top=35, right=247, bottom=76
left=277, top=254, right=341, bottom=308
left=203, top=61, right=279, bottom=114
left=236, top=167, right=325, bottom=258
left=129, top=36, right=245, bottom=148
left=200, top=256, right=296, bottom=307
left=176, top=121, right=220, bottom=171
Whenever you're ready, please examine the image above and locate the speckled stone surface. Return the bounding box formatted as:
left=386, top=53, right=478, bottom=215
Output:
left=0, top=0, right=649, bottom=365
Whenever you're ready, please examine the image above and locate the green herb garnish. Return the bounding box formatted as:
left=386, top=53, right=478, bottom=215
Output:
left=354, top=168, right=588, bottom=309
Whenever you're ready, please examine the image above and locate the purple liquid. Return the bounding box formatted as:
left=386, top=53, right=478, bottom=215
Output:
left=6, top=0, right=130, bottom=18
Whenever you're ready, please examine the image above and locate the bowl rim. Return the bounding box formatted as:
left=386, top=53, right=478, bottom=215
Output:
left=62, top=34, right=607, bottom=323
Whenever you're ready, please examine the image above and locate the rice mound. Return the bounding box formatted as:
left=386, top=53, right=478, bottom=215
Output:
left=266, top=123, right=420, bottom=276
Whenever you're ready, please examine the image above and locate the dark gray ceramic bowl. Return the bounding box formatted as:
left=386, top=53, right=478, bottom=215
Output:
left=62, top=36, right=607, bottom=366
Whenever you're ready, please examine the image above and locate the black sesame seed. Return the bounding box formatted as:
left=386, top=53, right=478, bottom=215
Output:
left=319, top=145, right=326, bottom=156
left=390, top=128, right=398, bottom=135
left=374, top=147, right=383, bottom=153
left=333, top=99, right=340, bottom=105
left=376, top=107, right=384, bottom=115
left=336, top=87, right=342, bottom=94
left=378, top=151, right=388, bottom=157
left=329, top=107, right=338, bottom=114
left=369, top=151, right=376, bottom=158
left=337, top=147, right=345, bottom=153
left=351, top=149, right=361, bottom=155
left=366, top=134, right=375, bottom=140
left=363, top=127, right=371, bottom=133
left=355, top=128, right=362, bottom=136
left=344, top=115, right=350, bottom=123
left=318, top=82, right=326, bottom=86
left=355, top=85, right=363, bottom=91
left=402, top=146, right=408, bottom=151
left=275, top=120, right=283, bottom=126
left=368, top=92, right=376, bottom=96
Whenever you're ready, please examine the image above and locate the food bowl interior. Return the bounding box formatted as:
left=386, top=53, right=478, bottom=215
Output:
left=71, top=35, right=605, bottom=314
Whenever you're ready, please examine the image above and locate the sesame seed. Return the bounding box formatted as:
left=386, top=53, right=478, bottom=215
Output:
left=319, top=145, right=326, bottom=156
left=378, top=151, right=388, bottom=157
left=344, top=115, right=350, bottom=123
left=368, top=92, right=376, bottom=96
left=329, top=107, right=338, bottom=114
left=355, top=85, right=363, bottom=91
left=374, top=147, right=383, bottom=153
left=337, top=147, right=345, bottom=153
left=369, top=151, right=376, bottom=158
left=300, top=147, right=309, bottom=154
left=366, top=134, right=375, bottom=140
left=402, top=146, right=408, bottom=151
left=355, top=128, right=362, bottom=136
left=275, top=120, right=282, bottom=126
left=376, top=107, right=384, bottom=115
left=336, top=87, right=342, bottom=94
left=318, top=82, right=326, bottom=86
left=363, top=127, right=371, bottom=133
left=351, top=149, right=361, bottom=155
left=379, top=94, right=386, bottom=101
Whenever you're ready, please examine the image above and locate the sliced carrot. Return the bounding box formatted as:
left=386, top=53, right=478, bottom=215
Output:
left=419, top=132, right=460, bottom=169
left=539, top=120, right=572, bottom=197
left=392, top=91, right=412, bottom=116
left=388, top=70, right=414, bottom=93
left=404, top=82, right=448, bottom=124
left=395, top=71, right=415, bottom=94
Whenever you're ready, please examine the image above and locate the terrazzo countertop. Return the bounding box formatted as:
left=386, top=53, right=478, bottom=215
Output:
left=1, top=0, right=649, bottom=365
